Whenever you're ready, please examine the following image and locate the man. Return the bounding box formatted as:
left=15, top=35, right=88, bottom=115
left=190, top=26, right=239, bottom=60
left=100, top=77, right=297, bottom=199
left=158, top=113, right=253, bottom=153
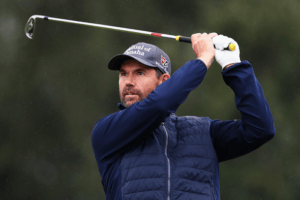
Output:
left=91, top=33, right=275, bottom=200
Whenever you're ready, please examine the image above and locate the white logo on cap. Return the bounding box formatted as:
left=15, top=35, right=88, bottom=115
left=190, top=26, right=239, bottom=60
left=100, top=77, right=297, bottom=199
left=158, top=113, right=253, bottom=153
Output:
left=124, top=45, right=153, bottom=56
left=124, top=50, right=145, bottom=56
left=124, top=45, right=145, bottom=56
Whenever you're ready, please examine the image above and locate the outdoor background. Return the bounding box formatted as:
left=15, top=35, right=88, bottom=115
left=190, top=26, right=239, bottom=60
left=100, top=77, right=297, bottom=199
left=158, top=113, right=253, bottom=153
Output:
left=1, top=0, right=300, bottom=199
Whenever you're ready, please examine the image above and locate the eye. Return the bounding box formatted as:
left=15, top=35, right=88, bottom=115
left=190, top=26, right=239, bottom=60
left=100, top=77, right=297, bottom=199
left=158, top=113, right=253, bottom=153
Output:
left=120, top=72, right=127, bottom=77
left=138, top=71, right=144, bottom=76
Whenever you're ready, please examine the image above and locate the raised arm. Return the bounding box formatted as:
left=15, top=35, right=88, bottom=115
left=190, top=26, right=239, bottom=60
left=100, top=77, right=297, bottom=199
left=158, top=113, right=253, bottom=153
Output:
left=210, top=35, right=275, bottom=162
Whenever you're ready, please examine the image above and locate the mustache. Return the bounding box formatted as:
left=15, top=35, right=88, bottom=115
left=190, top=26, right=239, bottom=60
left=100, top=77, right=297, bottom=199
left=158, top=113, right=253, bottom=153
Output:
left=122, top=86, right=142, bottom=97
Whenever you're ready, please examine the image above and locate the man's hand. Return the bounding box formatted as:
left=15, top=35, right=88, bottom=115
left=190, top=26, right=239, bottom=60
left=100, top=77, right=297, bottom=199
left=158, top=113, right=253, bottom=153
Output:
left=191, top=33, right=218, bottom=69
left=213, top=35, right=241, bottom=70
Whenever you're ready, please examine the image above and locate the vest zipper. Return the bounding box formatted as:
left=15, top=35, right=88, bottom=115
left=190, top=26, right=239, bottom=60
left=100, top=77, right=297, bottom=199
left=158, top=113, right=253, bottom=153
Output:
left=162, top=122, right=171, bottom=200
left=212, top=187, right=216, bottom=200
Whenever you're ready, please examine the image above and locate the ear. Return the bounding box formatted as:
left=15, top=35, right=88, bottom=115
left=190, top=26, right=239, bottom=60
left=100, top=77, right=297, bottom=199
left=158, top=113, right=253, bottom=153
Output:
left=159, top=73, right=170, bottom=84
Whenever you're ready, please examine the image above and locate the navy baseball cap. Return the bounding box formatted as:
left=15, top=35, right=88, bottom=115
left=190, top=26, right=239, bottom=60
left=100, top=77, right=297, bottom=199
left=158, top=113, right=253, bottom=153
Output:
left=108, top=42, right=171, bottom=75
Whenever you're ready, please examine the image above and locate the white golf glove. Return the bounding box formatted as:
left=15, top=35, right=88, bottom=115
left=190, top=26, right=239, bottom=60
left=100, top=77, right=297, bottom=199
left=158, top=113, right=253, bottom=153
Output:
left=213, top=35, right=241, bottom=69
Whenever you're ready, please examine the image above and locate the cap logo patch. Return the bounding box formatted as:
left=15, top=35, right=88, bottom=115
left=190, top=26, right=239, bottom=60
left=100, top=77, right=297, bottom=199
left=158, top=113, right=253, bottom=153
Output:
left=161, top=55, right=168, bottom=68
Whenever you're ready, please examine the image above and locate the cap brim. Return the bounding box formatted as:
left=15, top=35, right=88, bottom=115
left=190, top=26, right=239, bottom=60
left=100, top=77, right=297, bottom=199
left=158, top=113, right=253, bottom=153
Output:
left=108, top=54, right=155, bottom=71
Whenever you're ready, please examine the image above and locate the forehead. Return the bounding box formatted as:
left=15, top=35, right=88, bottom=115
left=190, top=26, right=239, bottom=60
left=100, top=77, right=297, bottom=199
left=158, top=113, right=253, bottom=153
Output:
left=120, top=59, right=152, bottom=71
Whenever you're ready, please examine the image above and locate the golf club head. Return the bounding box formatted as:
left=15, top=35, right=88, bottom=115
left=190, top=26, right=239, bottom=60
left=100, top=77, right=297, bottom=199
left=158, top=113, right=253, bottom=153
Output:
left=25, top=15, right=44, bottom=39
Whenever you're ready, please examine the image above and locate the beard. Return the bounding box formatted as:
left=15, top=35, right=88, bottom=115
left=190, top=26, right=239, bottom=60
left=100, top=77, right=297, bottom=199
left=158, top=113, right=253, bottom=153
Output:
left=120, top=86, right=145, bottom=107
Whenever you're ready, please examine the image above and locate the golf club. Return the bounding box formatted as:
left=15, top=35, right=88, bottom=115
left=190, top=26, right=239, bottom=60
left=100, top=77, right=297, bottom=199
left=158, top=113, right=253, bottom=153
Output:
left=24, top=15, right=236, bottom=51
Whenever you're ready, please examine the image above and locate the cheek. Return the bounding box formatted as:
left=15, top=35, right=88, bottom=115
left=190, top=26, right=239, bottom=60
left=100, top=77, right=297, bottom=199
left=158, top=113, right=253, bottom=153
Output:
left=142, top=79, right=159, bottom=94
left=119, top=80, right=124, bottom=93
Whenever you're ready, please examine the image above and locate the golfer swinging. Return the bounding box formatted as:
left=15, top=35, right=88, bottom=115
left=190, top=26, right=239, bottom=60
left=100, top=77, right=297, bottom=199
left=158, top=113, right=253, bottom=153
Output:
left=91, top=33, right=275, bottom=200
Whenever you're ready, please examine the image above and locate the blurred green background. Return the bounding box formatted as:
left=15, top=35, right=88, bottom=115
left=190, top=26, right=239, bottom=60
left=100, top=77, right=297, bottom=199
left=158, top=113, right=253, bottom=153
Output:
left=1, top=0, right=300, bottom=199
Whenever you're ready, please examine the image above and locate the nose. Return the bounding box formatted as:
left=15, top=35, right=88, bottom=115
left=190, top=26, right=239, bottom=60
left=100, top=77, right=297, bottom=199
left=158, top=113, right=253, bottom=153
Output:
left=124, top=74, right=135, bottom=86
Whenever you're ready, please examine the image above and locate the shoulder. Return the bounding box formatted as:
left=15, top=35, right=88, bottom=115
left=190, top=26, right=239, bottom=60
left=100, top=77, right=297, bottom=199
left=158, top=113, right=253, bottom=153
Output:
left=92, top=111, right=121, bottom=133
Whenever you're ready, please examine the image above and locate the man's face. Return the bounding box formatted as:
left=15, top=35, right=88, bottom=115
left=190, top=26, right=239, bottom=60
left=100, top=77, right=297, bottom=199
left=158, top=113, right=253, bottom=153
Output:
left=119, top=59, right=168, bottom=107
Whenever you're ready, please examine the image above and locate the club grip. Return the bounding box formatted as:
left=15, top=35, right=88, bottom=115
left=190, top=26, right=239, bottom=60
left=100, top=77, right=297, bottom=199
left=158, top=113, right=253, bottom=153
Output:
left=177, top=36, right=191, bottom=43
left=176, top=35, right=235, bottom=51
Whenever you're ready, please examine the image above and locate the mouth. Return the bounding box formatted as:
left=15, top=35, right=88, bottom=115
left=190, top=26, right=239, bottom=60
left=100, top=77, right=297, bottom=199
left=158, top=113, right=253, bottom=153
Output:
left=124, top=94, right=139, bottom=100
left=124, top=92, right=138, bottom=96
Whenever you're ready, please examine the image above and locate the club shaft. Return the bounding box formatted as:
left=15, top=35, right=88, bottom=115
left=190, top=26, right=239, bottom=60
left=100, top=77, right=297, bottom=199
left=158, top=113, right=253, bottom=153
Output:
left=37, top=15, right=186, bottom=41
left=26, top=15, right=236, bottom=51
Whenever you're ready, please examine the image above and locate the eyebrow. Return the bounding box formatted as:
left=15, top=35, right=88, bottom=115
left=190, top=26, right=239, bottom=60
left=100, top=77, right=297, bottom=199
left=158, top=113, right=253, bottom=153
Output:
left=119, top=67, right=147, bottom=73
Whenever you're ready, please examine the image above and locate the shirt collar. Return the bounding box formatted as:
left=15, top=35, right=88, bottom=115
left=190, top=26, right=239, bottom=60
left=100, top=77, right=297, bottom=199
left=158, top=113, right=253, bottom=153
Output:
left=118, top=103, right=126, bottom=110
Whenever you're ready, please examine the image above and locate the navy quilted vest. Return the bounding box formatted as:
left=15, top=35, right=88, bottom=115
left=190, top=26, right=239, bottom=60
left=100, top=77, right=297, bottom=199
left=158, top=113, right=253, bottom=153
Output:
left=120, top=114, right=219, bottom=200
